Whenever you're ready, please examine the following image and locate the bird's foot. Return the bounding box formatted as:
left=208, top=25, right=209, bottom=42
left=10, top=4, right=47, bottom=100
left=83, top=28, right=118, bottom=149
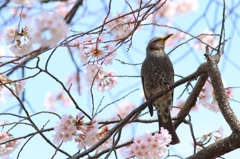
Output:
left=166, top=84, right=170, bottom=90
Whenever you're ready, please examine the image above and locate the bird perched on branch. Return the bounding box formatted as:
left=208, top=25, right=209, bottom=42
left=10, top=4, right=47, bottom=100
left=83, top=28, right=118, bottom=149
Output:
left=141, top=34, right=180, bottom=145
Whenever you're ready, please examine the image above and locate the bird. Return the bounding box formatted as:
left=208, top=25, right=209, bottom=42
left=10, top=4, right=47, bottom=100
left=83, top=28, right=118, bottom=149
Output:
left=141, top=34, right=180, bottom=145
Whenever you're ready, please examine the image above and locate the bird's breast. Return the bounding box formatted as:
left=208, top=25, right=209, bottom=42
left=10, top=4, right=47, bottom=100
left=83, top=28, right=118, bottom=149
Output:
left=141, top=54, right=174, bottom=95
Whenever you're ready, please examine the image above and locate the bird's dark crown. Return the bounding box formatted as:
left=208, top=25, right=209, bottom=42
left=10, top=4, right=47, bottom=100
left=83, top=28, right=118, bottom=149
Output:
left=146, top=34, right=173, bottom=51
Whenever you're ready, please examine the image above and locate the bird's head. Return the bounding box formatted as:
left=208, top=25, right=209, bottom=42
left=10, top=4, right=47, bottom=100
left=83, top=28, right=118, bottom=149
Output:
left=146, top=34, right=173, bottom=53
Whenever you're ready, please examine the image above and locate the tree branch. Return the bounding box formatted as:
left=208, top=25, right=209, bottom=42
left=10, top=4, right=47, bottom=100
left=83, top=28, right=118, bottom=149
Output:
left=186, top=133, right=240, bottom=159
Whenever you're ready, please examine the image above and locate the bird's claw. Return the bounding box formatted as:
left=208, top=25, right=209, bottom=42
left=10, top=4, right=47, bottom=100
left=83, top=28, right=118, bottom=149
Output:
left=166, top=85, right=170, bottom=90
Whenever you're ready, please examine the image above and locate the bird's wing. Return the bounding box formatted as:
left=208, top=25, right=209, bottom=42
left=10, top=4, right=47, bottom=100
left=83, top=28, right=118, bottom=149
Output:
left=141, top=75, right=153, bottom=116
left=171, top=86, right=174, bottom=110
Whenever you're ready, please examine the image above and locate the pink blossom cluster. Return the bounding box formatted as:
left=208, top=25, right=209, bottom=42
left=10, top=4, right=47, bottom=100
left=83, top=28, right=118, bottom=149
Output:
left=12, top=0, right=37, bottom=6
left=172, top=100, right=199, bottom=115
left=52, top=112, right=112, bottom=151
left=105, top=13, right=134, bottom=40
left=124, top=128, right=172, bottom=159
left=44, top=91, right=73, bottom=110
left=75, top=35, right=118, bottom=92
left=198, top=81, right=220, bottom=113
left=3, top=25, right=33, bottom=56
left=66, top=72, right=83, bottom=91
left=198, top=80, right=234, bottom=113
left=13, top=80, right=26, bottom=96
left=77, top=12, right=134, bottom=93
left=3, top=11, right=68, bottom=56
left=215, top=126, right=224, bottom=141
left=114, top=101, right=136, bottom=118
left=79, top=36, right=116, bottom=66
left=55, top=0, right=74, bottom=17
left=83, top=64, right=117, bottom=92
left=0, top=132, right=21, bottom=157
left=191, top=126, right=225, bottom=152
left=52, top=114, right=78, bottom=144
left=165, top=32, right=187, bottom=47
left=77, top=124, right=112, bottom=151
left=0, top=75, right=26, bottom=96
left=31, top=11, right=68, bottom=47
left=225, top=88, right=234, bottom=99
left=177, top=0, right=199, bottom=16
left=11, top=7, right=28, bottom=19
left=151, top=0, right=198, bottom=19
left=191, top=30, right=218, bottom=50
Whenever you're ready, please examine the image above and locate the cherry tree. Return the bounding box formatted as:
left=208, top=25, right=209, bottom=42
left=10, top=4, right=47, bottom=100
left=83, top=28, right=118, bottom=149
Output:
left=0, top=0, right=240, bottom=159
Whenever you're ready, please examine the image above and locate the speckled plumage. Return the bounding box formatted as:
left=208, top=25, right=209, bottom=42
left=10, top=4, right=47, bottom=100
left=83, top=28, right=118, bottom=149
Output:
left=141, top=34, right=180, bottom=145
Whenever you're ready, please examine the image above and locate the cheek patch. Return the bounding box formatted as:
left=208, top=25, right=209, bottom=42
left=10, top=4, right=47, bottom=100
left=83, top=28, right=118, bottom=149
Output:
left=149, top=41, right=159, bottom=50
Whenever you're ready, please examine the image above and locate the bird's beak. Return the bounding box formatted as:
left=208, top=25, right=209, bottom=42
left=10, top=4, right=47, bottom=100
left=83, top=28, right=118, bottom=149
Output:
left=163, top=33, right=173, bottom=41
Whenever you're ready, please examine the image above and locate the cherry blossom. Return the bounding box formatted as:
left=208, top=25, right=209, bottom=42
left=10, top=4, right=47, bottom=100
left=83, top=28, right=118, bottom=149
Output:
left=9, top=40, right=33, bottom=56
left=215, top=126, right=224, bottom=141
left=0, top=75, right=26, bottom=96
left=198, top=81, right=212, bottom=105
left=177, top=0, right=199, bottom=16
left=105, top=13, right=134, bottom=40
left=11, top=8, right=27, bottom=19
left=124, top=128, right=171, bottom=159
left=53, top=113, right=112, bottom=151
left=75, top=36, right=117, bottom=92
left=3, top=26, right=19, bottom=45
left=55, top=0, right=74, bottom=17
left=172, top=100, right=199, bottom=115
left=84, top=64, right=117, bottom=92
left=66, top=72, right=84, bottom=91
left=44, top=92, right=57, bottom=110
left=77, top=123, right=112, bottom=151
left=13, top=80, right=26, bottom=96
left=52, top=114, right=77, bottom=145
left=3, top=11, right=68, bottom=54
left=225, top=88, right=234, bottom=99
left=76, top=120, right=99, bottom=148
left=31, top=11, right=68, bottom=47
left=149, top=0, right=199, bottom=20
left=78, top=36, right=116, bottom=66
left=115, top=101, right=136, bottom=118
left=84, top=64, right=103, bottom=83
left=198, top=80, right=221, bottom=113
left=155, top=1, right=177, bottom=18
left=208, top=102, right=221, bottom=113
left=3, top=25, right=33, bottom=56
left=12, top=0, right=37, bottom=6
left=0, top=120, right=8, bottom=126
left=44, top=91, right=73, bottom=110
left=191, top=126, right=225, bottom=150
left=191, top=30, right=218, bottom=50
left=0, top=132, right=20, bottom=156
left=165, top=32, right=186, bottom=47
left=103, top=53, right=115, bottom=65
left=198, top=80, right=233, bottom=113
left=97, top=69, right=118, bottom=92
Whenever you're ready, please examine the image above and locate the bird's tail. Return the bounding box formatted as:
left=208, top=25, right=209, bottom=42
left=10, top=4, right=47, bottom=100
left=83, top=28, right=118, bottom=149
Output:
left=158, top=114, right=180, bottom=145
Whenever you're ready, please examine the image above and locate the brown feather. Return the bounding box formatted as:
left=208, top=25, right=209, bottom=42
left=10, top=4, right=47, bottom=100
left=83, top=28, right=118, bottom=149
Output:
left=141, top=34, right=180, bottom=145
left=141, top=76, right=153, bottom=116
